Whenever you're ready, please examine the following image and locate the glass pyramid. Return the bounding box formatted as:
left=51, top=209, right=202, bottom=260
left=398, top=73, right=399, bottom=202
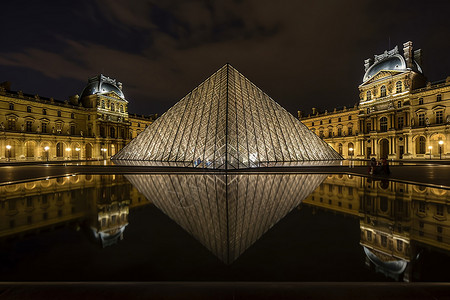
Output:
left=114, top=64, right=341, bottom=169
left=124, top=173, right=326, bottom=263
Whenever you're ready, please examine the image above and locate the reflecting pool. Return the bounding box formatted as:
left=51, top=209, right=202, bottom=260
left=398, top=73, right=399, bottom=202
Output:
left=0, top=173, right=449, bottom=282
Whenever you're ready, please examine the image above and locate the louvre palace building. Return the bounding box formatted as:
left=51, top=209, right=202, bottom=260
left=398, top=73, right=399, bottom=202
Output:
left=0, top=75, right=154, bottom=161
left=300, top=41, right=449, bottom=160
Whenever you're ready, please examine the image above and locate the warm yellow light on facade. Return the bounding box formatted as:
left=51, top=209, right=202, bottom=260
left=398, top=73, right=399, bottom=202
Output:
left=6, top=145, right=11, bottom=150
left=349, top=147, right=354, bottom=152
left=66, top=148, right=71, bottom=152
left=44, top=146, right=50, bottom=151
left=439, top=140, right=444, bottom=145
left=75, top=147, right=80, bottom=152
left=428, top=146, right=433, bottom=150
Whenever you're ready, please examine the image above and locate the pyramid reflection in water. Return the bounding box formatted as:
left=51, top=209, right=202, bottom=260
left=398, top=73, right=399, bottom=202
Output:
left=114, top=64, right=341, bottom=169
left=125, top=173, right=326, bottom=263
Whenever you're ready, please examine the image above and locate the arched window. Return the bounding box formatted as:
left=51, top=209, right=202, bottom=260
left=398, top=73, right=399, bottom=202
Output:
left=56, top=142, right=63, bottom=157
left=396, top=81, right=402, bottom=93
left=338, top=143, right=343, bottom=155
left=366, top=90, right=372, bottom=100
left=380, top=117, right=388, bottom=132
left=416, top=136, right=426, bottom=154
left=380, top=85, right=386, bottom=97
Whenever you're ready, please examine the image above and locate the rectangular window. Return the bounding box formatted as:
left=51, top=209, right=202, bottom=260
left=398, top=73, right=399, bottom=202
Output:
left=348, top=116, right=352, bottom=120
left=437, top=94, right=442, bottom=102
left=381, top=235, right=387, bottom=247
left=418, top=113, right=425, bottom=126
left=311, top=122, right=314, bottom=126
left=397, top=116, right=404, bottom=129
left=41, top=122, right=47, bottom=133
left=42, top=109, right=47, bottom=115
left=9, top=103, right=14, bottom=110
left=319, top=130, right=324, bottom=138
left=320, top=120, right=323, bottom=125
left=419, top=202, right=426, bottom=213
left=419, top=98, right=424, bottom=105
left=366, top=122, right=371, bottom=132
left=397, top=101, right=402, bottom=108
left=337, top=128, right=342, bottom=136
left=57, top=111, right=61, bottom=117
left=397, top=240, right=403, bottom=251
left=348, top=127, right=353, bottom=135
left=436, top=111, right=443, bottom=124
left=27, top=106, right=32, bottom=113
left=7, top=118, right=16, bottom=130
left=367, top=231, right=372, bottom=241
left=328, top=129, right=332, bottom=138
left=338, top=117, right=341, bottom=122
left=26, top=121, right=32, bottom=132
left=70, top=125, right=75, bottom=135
left=436, top=205, right=444, bottom=216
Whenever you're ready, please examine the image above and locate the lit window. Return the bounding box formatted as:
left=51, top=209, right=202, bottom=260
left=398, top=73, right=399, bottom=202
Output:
left=366, top=90, right=372, bottom=100
left=380, top=85, right=386, bottom=97
left=396, top=81, right=402, bottom=93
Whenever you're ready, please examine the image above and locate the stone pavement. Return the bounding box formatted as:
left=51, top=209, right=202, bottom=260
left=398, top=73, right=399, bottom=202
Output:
left=0, top=162, right=449, bottom=189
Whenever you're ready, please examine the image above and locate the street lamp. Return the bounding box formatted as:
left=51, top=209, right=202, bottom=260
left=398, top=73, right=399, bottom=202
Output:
left=349, top=147, right=354, bottom=160
left=101, top=148, right=107, bottom=160
left=428, top=145, right=432, bottom=160
left=44, top=146, right=50, bottom=161
left=66, top=147, right=71, bottom=160
left=75, top=147, right=80, bottom=160
left=6, top=145, right=11, bottom=162
left=439, top=140, right=444, bottom=160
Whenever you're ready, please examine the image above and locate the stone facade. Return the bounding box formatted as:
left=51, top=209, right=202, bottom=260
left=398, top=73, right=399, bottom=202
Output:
left=0, top=75, right=154, bottom=161
left=300, top=41, right=449, bottom=160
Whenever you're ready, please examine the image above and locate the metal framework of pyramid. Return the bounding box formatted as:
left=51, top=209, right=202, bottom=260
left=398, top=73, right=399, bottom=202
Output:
left=125, top=173, right=326, bottom=263
left=114, top=64, right=341, bottom=169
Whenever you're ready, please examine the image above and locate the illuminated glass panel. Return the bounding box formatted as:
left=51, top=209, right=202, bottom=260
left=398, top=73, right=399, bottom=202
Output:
left=114, top=64, right=341, bottom=168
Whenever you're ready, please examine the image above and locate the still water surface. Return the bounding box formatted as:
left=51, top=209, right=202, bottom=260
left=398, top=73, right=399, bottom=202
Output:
left=0, top=173, right=449, bottom=282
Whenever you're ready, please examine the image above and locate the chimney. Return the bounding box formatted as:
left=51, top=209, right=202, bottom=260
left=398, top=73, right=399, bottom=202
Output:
left=364, top=58, right=373, bottom=72
left=403, top=41, right=414, bottom=68
left=297, top=110, right=302, bottom=119
left=312, top=107, right=317, bottom=115
left=414, top=49, right=423, bottom=67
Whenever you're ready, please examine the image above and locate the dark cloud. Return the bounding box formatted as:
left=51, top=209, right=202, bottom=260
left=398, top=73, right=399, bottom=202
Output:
left=0, top=0, right=449, bottom=115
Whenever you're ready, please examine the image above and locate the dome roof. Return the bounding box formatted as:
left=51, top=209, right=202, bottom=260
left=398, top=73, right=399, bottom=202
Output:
left=80, top=74, right=125, bottom=99
left=363, top=55, right=406, bottom=82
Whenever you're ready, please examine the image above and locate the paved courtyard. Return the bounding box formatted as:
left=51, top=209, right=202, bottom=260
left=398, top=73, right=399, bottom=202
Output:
left=0, top=161, right=449, bottom=189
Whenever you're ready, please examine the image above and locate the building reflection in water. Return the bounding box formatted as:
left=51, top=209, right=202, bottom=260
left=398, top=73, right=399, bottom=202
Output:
left=303, top=174, right=450, bottom=282
left=0, top=175, right=148, bottom=247
left=0, top=173, right=448, bottom=280
left=125, top=173, right=326, bottom=263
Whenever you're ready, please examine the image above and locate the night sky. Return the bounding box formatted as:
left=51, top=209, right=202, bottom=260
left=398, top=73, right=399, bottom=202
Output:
left=1, top=0, right=449, bottom=116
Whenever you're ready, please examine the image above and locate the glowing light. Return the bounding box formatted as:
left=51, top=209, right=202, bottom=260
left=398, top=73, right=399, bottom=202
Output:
left=44, top=146, right=50, bottom=151
left=428, top=146, right=432, bottom=150
left=75, top=147, right=80, bottom=151
left=66, top=147, right=71, bottom=151
left=6, top=145, right=11, bottom=150
left=438, top=140, right=444, bottom=145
